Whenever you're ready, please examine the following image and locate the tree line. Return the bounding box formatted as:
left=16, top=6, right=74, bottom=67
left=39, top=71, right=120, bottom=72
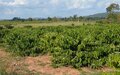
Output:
left=10, top=15, right=104, bottom=22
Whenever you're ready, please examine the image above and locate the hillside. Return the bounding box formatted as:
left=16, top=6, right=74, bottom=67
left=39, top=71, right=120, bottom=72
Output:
left=88, top=12, right=120, bottom=18
left=88, top=12, right=107, bottom=18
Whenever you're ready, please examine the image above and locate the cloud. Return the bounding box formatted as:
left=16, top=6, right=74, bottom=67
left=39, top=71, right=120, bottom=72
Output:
left=4, top=9, right=16, bottom=15
left=0, top=9, right=16, bottom=15
left=65, top=0, right=120, bottom=9
left=1, top=0, right=120, bottom=10
left=0, top=0, right=27, bottom=6
left=9, top=0, right=27, bottom=6
left=97, top=0, right=120, bottom=8
left=50, top=0, right=59, bottom=5
left=66, top=0, right=96, bottom=9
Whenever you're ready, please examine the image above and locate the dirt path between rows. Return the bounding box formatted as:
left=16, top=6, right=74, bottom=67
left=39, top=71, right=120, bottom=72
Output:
left=0, top=48, right=80, bottom=75
left=0, top=48, right=8, bottom=58
left=23, top=55, right=80, bottom=75
left=0, top=48, right=117, bottom=75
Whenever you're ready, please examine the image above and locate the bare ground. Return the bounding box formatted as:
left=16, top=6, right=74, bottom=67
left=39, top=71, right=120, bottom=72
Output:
left=0, top=48, right=80, bottom=75
left=0, top=48, right=118, bottom=75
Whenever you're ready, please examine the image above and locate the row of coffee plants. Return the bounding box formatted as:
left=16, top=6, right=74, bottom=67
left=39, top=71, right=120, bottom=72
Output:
left=0, top=24, right=120, bottom=68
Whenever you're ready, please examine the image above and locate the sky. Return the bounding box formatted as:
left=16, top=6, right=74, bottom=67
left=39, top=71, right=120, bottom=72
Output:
left=0, top=0, right=120, bottom=19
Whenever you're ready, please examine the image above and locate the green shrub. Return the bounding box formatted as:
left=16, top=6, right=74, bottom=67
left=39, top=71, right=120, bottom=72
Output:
left=71, top=23, right=75, bottom=26
left=0, top=25, right=4, bottom=30
left=24, top=25, right=32, bottom=28
left=0, top=29, right=10, bottom=43
left=107, top=53, right=120, bottom=68
left=4, top=25, right=14, bottom=29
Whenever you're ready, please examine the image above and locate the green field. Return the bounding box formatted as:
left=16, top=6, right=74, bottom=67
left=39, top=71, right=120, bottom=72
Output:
left=0, top=20, right=95, bottom=27
left=0, top=22, right=120, bottom=75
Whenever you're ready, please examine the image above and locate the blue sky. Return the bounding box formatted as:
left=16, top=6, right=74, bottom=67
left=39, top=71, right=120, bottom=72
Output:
left=0, top=0, right=120, bottom=19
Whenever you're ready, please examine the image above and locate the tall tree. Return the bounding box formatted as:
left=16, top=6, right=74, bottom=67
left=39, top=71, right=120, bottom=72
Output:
left=106, top=3, right=119, bottom=13
left=106, top=3, right=120, bottom=23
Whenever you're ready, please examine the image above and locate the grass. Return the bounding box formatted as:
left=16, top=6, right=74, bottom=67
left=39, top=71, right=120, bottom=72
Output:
left=0, top=20, right=95, bottom=27
left=80, top=70, right=120, bottom=75
left=92, top=72, right=120, bottom=75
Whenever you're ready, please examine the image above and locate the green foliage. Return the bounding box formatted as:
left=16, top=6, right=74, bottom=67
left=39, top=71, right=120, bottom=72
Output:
left=24, top=25, right=32, bottom=28
left=0, top=29, right=10, bottom=43
left=3, top=28, right=42, bottom=56
left=4, top=24, right=14, bottom=29
left=1, top=24, right=120, bottom=69
left=0, top=26, right=4, bottom=30
left=0, top=68, right=18, bottom=75
left=107, top=53, right=120, bottom=68
left=106, top=3, right=119, bottom=13
left=91, top=72, right=120, bottom=75
left=106, top=3, right=120, bottom=23
left=0, top=71, right=18, bottom=75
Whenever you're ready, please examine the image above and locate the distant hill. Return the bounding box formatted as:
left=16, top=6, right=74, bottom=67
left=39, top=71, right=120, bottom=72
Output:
left=87, top=13, right=107, bottom=18
left=87, top=12, right=120, bottom=18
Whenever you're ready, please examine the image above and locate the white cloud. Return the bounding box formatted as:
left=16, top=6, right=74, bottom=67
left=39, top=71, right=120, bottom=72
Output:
left=4, top=9, right=16, bottom=15
left=0, top=1, right=8, bottom=6
left=9, top=0, right=27, bottom=6
left=65, top=0, right=120, bottom=9
left=0, top=9, right=16, bottom=15
left=0, top=0, right=27, bottom=6
left=66, top=0, right=96, bottom=9
left=50, top=0, right=59, bottom=5
left=0, top=0, right=120, bottom=9
left=97, top=0, right=120, bottom=8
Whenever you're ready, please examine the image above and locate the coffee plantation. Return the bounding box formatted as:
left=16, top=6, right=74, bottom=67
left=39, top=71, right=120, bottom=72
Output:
left=0, top=24, right=120, bottom=69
